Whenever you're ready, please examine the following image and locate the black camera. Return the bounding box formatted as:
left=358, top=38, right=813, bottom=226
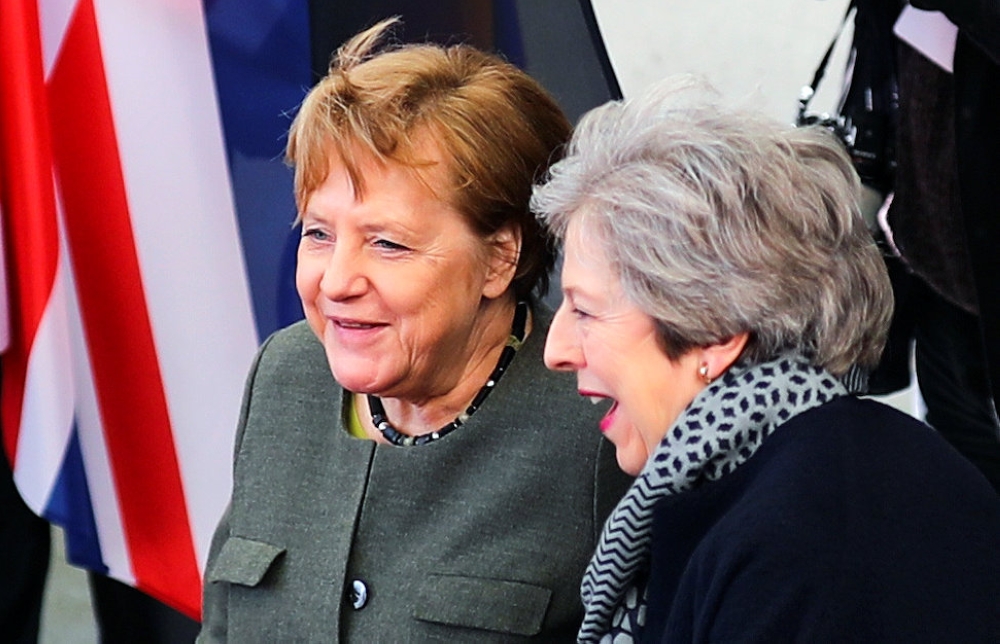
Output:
left=796, top=90, right=896, bottom=197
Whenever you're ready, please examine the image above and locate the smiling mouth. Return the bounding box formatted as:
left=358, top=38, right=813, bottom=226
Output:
left=337, top=320, right=378, bottom=329
left=329, top=316, right=384, bottom=330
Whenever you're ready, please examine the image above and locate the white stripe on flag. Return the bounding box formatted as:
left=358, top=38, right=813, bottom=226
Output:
left=92, top=0, right=258, bottom=570
left=39, top=0, right=76, bottom=77
left=13, top=260, right=76, bottom=513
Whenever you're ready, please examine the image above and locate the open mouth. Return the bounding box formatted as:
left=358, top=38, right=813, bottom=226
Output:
left=580, top=390, right=617, bottom=433
left=599, top=400, right=618, bottom=433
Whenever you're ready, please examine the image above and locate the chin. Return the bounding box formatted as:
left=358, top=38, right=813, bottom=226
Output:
left=616, top=451, right=645, bottom=477
left=324, top=357, right=383, bottom=395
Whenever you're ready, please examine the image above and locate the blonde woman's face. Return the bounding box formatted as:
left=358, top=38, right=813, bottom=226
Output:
left=544, top=217, right=704, bottom=476
left=296, top=150, right=506, bottom=403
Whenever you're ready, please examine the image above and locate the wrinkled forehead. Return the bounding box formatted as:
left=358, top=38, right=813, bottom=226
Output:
left=304, top=128, right=455, bottom=206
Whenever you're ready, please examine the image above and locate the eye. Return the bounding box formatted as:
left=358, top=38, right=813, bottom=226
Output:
left=374, top=238, right=409, bottom=251
left=302, top=227, right=331, bottom=242
left=557, top=296, right=592, bottom=320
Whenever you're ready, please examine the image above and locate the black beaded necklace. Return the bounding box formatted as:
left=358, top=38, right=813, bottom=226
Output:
left=368, top=301, right=528, bottom=447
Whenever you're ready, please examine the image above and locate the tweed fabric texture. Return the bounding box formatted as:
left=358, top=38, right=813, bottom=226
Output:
left=199, top=308, right=633, bottom=642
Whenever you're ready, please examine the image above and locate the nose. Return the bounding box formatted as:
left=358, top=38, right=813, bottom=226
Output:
left=544, top=299, right=583, bottom=372
left=319, top=242, right=368, bottom=301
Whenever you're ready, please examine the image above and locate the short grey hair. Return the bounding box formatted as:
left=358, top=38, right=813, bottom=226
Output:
left=531, top=76, right=892, bottom=375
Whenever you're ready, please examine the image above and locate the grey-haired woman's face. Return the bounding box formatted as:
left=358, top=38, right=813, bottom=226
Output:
left=543, top=216, right=705, bottom=476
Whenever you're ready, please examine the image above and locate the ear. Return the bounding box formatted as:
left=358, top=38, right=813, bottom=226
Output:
left=699, top=332, right=750, bottom=382
left=482, top=225, right=521, bottom=300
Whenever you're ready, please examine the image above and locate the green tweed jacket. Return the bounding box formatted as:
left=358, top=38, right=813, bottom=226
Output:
left=198, top=307, right=631, bottom=642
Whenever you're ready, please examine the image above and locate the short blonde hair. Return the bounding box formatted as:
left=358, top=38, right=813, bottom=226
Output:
left=287, top=17, right=571, bottom=302
left=532, top=76, right=893, bottom=374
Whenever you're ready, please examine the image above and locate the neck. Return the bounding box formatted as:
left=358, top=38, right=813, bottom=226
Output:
left=360, top=298, right=525, bottom=438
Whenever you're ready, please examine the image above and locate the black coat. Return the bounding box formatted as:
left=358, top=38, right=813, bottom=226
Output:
left=640, top=397, right=1000, bottom=642
left=911, top=0, right=1000, bottom=407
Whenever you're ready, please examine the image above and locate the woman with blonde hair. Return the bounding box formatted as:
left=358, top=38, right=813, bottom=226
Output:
left=533, top=76, right=1000, bottom=642
left=198, top=18, right=630, bottom=642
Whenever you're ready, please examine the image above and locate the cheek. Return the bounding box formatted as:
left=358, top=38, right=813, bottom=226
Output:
left=295, top=254, right=321, bottom=301
left=295, top=260, right=326, bottom=338
left=396, top=294, right=465, bottom=346
left=408, top=267, right=477, bottom=314
left=588, top=343, right=626, bottom=387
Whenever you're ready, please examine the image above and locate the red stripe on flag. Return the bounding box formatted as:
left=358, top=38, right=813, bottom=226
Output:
left=0, top=0, right=62, bottom=463
left=47, top=0, right=201, bottom=618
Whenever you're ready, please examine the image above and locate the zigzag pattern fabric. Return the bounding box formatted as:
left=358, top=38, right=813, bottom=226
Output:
left=578, top=354, right=848, bottom=642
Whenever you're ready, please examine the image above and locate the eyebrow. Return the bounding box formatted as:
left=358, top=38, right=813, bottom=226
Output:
left=298, top=210, right=418, bottom=235
left=360, top=219, right=422, bottom=240
left=559, top=286, right=594, bottom=306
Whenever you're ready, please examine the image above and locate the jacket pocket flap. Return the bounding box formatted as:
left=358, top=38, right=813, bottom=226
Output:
left=414, top=574, right=551, bottom=636
left=206, top=536, right=285, bottom=587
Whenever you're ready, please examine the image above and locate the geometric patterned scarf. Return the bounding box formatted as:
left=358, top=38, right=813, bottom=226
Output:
left=578, top=354, right=848, bottom=642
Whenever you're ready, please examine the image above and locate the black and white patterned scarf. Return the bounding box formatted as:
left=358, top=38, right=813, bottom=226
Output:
left=578, top=354, right=847, bottom=643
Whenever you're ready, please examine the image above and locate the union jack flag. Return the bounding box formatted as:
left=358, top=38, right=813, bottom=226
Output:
left=0, top=0, right=260, bottom=619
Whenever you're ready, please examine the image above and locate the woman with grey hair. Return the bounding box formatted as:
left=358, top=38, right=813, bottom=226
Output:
left=533, top=76, right=1000, bottom=643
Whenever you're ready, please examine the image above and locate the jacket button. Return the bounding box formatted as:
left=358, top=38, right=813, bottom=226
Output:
left=349, top=579, right=369, bottom=610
